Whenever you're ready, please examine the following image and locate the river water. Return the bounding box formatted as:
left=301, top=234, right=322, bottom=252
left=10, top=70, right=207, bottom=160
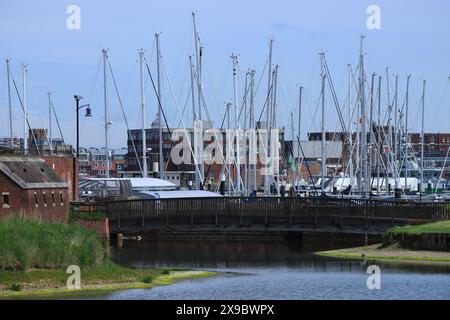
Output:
left=96, top=239, right=450, bottom=300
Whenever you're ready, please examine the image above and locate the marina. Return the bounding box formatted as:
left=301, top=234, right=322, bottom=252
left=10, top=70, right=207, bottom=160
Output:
left=1, top=0, right=449, bottom=305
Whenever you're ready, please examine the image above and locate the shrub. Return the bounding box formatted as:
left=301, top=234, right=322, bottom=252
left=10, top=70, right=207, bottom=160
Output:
left=69, top=211, right=106, bottom=223
left=9, top=283, right=22, bottom=291
left=142, top=275, right=157, bottom=283
left=0, top=216, right=105, bottom=271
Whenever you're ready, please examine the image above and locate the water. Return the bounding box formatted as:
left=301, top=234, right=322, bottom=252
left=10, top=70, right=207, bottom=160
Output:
left=97, top=239, right=450, bottom=300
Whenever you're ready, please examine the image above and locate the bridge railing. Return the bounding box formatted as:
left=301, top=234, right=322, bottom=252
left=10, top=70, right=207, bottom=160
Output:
left=77, top=197, right=450, bottom=226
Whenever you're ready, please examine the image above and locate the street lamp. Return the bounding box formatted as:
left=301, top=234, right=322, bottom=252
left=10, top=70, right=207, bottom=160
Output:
left=74, top=95, right=92, bottom=159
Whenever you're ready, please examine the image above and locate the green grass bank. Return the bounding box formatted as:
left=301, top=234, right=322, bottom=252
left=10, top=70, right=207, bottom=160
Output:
left=0, top=216, right=105, bottom=271
left=387, top=220, right=450, bottom=235
left=0, top=217, right=217, bottom=298
left=315, top=220, right=450, bottom=264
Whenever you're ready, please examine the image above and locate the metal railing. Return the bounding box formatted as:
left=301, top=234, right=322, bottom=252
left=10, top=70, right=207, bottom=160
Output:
left=70, top=197, right=450, bottom=228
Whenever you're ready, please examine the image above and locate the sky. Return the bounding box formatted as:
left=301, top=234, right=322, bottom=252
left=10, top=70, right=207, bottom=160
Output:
left=1, top=0, right=450, bottom=149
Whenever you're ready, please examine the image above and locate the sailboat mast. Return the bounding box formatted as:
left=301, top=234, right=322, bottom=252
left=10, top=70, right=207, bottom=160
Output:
left=227, top=102, right=232, bottom=195
left=420, top=80, right=426, bottom=196
left=377, top=75, right=382, bottom=194
left=189, top=56, right=196, bottom=121
left=47, top=92, right=53, bottom=155
left=139, top=49, right=147, bottom=178
left=231, top=54, right=240, bottom=194
left=320, top=51, right=326, bottom=191
left=102, top=49, right=110, bottom=178
left=22, top=64, right=28, bottom=155
left=405, top=75, right=411, bottom=189
left=6, top=59, right=13, bottom=149
left=272, top=65, right=280, bottom=195
left=250, top=70, right=257, bottom=193
left=243, top=71, right=248, bottom=195
left=192, top=12, right=200, bottom=115
left=189, top=56, right=201, bottom=188
left=347, top=65, right=353, bottom=186
left=265, top=39, right=274, bottom=195
left=155, top=33, right=164, bottom=180
left=359, top=36, right=368, bottom=196
left=385, top=68, right=391, bottom=192
left=394, top=75, right=399, bottom=191
left=290, top=111, right=294, bottom=185
left=298, top=85, right=303, bottom=183
left=369, top=72, right=375, bottom=189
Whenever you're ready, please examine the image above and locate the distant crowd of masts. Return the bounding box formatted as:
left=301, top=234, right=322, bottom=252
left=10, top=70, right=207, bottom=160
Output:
left=5, top=14, right=447, bottom=199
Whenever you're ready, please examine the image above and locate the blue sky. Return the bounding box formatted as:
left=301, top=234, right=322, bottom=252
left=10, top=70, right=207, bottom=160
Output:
left=1, top=0, right=450, bottom=148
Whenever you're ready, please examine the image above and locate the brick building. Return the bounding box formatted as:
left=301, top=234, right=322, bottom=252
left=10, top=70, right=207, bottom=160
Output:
left=78, top=147, right=127, bottom=178
left=125, top=123, right=285, bottom=191
left=42, top=155, right=79, bottom=202
left=28, top=128, right=73, bottom=155
left=0, top=155, right=69, bottom=222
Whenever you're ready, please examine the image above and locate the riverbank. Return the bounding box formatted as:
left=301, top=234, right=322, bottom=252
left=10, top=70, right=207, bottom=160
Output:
left=388, top=220, right=450, bottom=235
left=0, top=261, right=218, bottom=299
left=0, top=217, right=218, bottom=299
left=315, top=243, right=450, bottom=265
left=315, top=220, right=450, bottom=264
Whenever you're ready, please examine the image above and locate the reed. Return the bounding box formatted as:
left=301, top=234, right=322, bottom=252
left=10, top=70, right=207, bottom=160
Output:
left=0, top=216, right=105, bottom=271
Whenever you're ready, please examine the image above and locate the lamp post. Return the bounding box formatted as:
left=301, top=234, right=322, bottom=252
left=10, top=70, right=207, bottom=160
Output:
left=74, top=95, right=92, bottom=159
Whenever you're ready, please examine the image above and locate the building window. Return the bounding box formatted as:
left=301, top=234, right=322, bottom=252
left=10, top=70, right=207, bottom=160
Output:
left=2, top=192, right=10, bottom=209
left=34, top=193, right=38, bottom=207
left=52, top=192, right=56, bottom=206
left=60, top=192, right=64, bottom=206
left=43, top=192, right=47, bottom=207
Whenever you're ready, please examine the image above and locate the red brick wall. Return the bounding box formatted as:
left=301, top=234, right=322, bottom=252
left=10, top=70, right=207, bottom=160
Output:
left=75, top=218, right=110, bottom=240
left=0, top=173, right=69, bottom=223
left=43, top=156, right=78, bottom=202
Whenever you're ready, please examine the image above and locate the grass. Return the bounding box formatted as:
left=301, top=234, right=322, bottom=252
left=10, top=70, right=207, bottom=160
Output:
left=0, top=263, right=218, bottom=298
left=0, top=216, right=105, bottom=271
left=68, top=211, right=106, bottom=223
left=0, top=216, right=219, bottom=298
left=315, top=243, right=450, bottom=264
left=387, top=220, right=450, bottom=235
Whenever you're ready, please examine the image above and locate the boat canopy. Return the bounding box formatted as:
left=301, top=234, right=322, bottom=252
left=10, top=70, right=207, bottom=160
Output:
left=135, top=190, right=222, bottom=199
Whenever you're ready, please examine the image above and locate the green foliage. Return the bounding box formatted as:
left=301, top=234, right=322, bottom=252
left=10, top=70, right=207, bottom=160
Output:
left=0, top=216, right=105, bottom=271
left=142, top=274, right=158, bottom=283
left=9, top=283, right=22, bottom=291
left=69, top=211, right=106, bottom=222
left=387, top=220, right=450, bottom=235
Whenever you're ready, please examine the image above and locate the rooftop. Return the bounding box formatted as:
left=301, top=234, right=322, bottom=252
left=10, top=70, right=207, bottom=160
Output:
left=0, top=156, right=68, bottom=189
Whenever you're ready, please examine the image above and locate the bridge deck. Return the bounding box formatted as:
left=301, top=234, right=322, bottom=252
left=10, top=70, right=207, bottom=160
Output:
left=70, top=196, right=450, bottom=235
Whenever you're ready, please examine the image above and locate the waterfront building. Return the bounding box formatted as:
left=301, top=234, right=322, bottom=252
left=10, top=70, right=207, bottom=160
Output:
left=0, top=155, right=69, bottom=222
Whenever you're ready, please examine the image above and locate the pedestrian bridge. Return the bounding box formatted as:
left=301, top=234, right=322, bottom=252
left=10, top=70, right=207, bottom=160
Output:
left=70, top=196, right=450, bottom=237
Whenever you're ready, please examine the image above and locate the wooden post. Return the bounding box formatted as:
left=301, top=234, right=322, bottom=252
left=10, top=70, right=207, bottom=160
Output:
left=191, top=199, right=194, bottom=227
left=289, top=199, right=293, bottom=226
left=264, top=199, right=268, bottom=226
left=215, top=199, right=219, bottom=226
left=365, top=199, right=369, bottom=231
left=141, top=201, right=145, bottom=227
left=166, top=210, right=169, bottom=226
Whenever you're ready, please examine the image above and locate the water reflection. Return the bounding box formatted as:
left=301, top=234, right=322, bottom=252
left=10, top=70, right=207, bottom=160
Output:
left=111, top=239, right=450, bottom=275
left=98, top=238, right=450, bottom=300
